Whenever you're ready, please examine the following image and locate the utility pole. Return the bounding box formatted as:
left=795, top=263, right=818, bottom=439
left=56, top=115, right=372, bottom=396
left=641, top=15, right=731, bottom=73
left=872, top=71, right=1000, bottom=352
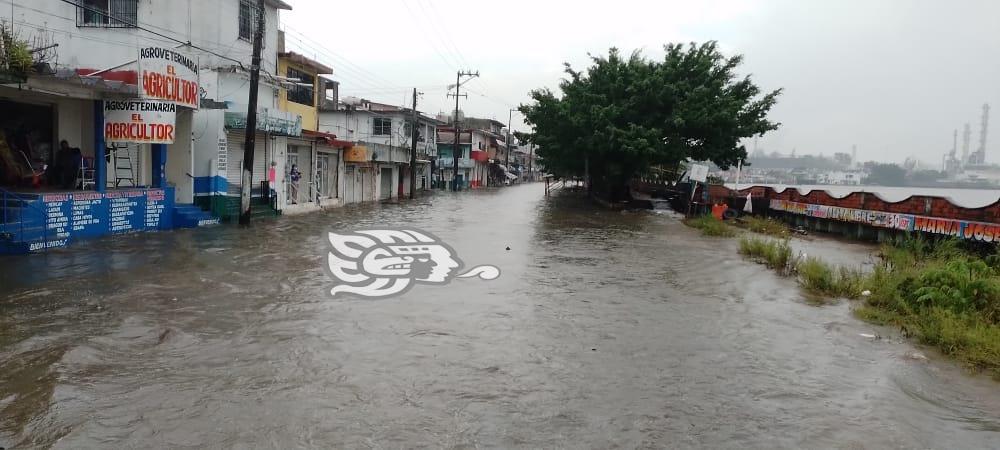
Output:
left=528, top=142, right=534, bottom=182
left=239, top=0, right=266, bottom=225
left=447, top=70, right=478, bottom=191
left=506, top=108, right=516, bottom=184
left=409, top=88, right=419, bottom=199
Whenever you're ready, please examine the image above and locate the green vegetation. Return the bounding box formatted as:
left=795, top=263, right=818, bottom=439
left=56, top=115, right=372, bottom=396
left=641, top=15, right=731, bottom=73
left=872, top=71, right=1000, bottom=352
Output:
left=519, top=42, right=781, bottom=200
left=738, top=237, right=792, bottom=273
left=855, top=238, right=1000, bottom=376
left=738, top=216, right=789, bottom=237
left=684, top=215, right=736, bottom=237
left=0, top=21, right=33, bottom=80
left=796, top=257, right=866, bottom=299
left=734, top=233, right=1000, bottom=377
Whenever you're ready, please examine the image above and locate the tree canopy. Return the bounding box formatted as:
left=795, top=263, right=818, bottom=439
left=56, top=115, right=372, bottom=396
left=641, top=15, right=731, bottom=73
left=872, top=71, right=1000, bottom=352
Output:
left=519, top=42, right=781, bottom=198
left=864, top=163, right=908, bottom=187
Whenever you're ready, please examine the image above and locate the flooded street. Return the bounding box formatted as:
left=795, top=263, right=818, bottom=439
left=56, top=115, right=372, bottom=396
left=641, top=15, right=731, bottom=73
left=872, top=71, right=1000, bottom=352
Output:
left=1, top=184, right=999, bottom=448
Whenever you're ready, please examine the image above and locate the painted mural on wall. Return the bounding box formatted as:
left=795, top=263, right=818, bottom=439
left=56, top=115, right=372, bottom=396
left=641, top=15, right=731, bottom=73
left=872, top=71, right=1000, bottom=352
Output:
left=28, top=188, right=175, bottom=252
left=769, top=199, right=1000, bottom=243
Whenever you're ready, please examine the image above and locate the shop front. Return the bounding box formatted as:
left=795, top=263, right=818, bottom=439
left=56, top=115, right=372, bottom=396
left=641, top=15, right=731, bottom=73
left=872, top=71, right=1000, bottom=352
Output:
left=0, top=79, right=206, bottom=254
left=342, top=145, right=376, bottom=204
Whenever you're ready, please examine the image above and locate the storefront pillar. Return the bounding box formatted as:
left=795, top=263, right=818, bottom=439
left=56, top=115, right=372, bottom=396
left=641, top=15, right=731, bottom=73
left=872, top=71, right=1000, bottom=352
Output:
left=151, top=144, right=167, bottom=188
left=93, top=100, right=107, bottom=192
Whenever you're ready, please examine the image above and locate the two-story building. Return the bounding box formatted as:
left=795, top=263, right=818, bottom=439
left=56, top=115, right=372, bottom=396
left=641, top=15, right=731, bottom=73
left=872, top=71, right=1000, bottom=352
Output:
left=319, top=97, right=441, bottom=203
left=1, top=0, right=293, bottom=253
left=269, top=50, right=349, bottom=215
left=437, top=116, right=515, bottom=188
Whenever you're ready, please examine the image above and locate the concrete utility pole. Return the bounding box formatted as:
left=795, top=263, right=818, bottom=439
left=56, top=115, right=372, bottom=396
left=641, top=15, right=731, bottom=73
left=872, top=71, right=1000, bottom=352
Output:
left=409, top=88, right=420, bottom=199
left=506, top=108, right=516, bottom=183
left=528, top=142, right=534, bottom=181
left=447, top=70, right=478, bottom=191
left=239, top=0, right=266, bottom=225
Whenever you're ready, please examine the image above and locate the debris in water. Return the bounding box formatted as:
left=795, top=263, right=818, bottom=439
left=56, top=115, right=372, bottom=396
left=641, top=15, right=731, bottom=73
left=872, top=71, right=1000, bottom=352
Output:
left=158, top=329, right=173, bottom=344
left=861, top=290, right=872, bottom=297
left=904, top=352, right=928, bottom=362
left=859, top=333, right=882, bottom=340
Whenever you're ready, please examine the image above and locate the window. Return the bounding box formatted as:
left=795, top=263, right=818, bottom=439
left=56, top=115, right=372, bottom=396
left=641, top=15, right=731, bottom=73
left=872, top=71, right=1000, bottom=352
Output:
left=404, top=121, right=413, bottom=139
left=286, top=67, right=315, bottom=106
left=239, top=0, right=263, bottom=42
left=373, top=118, right=392, bottom=136
left=77, top=0, right=137, bottom=28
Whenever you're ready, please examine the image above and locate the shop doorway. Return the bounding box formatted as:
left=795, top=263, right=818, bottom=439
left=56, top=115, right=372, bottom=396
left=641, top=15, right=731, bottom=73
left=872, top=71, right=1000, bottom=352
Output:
left=379, top=167, right=392, bottom=200
left=317, top=153, right=330, bottom=198
left=0, top=99, right=54, bottom=188
left=286, top=149, right=300, bottom=204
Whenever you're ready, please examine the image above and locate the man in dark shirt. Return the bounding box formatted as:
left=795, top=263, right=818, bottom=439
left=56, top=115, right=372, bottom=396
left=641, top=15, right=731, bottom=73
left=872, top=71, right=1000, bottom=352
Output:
left=54, top=140, right=81, bottom=189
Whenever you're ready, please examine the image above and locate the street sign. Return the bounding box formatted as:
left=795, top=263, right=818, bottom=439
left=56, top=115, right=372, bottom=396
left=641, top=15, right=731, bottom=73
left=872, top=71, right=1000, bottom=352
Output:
left=104, top=100, right=177, bottom=144
left=688, top=164, right=709, bottom=183
left=138, top=46, right=200, bottom=109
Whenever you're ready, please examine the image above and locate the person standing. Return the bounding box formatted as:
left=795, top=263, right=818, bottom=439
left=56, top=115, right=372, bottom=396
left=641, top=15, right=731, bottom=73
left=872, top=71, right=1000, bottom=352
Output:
left=288, top=164, right=301, bottom=204
left=267, top=161, right=277, bottom=203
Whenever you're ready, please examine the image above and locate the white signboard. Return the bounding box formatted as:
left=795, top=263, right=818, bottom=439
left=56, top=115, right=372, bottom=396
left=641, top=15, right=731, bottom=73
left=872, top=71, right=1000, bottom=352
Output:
left=104, top=100, right=177, bottom=144
left=688, top=164, right=709, bottom=183
left=138, top=47, right=200, bottom=109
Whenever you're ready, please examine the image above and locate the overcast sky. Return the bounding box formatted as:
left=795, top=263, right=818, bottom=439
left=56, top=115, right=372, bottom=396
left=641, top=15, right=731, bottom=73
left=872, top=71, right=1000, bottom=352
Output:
left=281, top=0, right=1000, bottom=166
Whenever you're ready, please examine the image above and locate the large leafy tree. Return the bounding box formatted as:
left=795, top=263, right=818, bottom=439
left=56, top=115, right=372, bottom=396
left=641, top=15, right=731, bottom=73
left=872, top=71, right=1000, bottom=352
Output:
left=520, top=42, right=781, bottom=199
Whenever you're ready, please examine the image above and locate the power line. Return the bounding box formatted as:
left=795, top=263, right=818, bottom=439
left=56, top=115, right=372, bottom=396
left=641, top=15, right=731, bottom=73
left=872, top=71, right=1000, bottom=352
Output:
left=3, top=0, right=270, bottom=70
left=281, top=25, right=406, bottom=89
left=415, top=0, right=470, bottom=68
left=397, top=0, right=459, bottom=72
left=279, top=33, right=397, bottom=93
left=52, top=0, right=249, bottom=68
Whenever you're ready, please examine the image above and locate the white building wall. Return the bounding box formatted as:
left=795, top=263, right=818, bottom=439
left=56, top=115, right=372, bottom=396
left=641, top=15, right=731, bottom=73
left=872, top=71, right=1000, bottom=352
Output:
left=10, top=0, right=282, bottom=73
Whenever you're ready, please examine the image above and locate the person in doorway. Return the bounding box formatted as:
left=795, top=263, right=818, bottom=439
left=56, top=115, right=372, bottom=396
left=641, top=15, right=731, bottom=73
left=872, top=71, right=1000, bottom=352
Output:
left=267, top=161, right=277, bottom=203
left=288, top=164, right=301, bottom=204
left=54, top=140, right=81, bottom=189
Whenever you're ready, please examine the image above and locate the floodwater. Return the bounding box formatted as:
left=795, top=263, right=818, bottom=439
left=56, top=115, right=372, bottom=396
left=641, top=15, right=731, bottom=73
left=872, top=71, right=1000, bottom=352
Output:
left=1, top=184, right=999, bottom=448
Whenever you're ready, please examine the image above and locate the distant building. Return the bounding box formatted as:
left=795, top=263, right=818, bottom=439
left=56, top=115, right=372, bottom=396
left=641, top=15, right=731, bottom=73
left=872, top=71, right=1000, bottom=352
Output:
left=319, top=98, right=443, bottom=202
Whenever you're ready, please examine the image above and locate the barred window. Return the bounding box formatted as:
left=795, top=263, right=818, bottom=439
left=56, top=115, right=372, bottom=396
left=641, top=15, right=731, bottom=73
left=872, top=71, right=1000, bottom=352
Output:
left=239, top=0, right=264, bottom=42
left=373, top=118, right=392, bottom=136
left=77, top=0, right=137, bottom=28
left=286, top=67, right=315, bottom=106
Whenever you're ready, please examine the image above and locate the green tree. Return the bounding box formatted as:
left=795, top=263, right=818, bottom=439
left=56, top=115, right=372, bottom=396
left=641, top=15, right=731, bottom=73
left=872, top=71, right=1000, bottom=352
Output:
left=0, top=21, right=33, bottom=81
left=865, top=163, right=907, bottom=186
left=519, top=42, right=781, bottom=200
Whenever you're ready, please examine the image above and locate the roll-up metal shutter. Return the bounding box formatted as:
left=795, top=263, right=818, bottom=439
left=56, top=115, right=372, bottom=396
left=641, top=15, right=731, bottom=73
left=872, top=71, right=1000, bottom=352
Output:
left=226, top=132, right=267, bottom=195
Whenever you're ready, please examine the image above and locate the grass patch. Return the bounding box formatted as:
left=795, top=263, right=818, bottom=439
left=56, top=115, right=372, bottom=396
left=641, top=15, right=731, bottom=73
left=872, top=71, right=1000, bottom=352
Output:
left=856, top=237, right=1000, bottom=377
left=683, top=214, right=736, bottom=237
left=738, top=215, right=789, bottom=237
left=735, top=234, right=1000, bottom=377
left=739, top=236, right=792, bottom=273
left=796, top=257, right=866, bottom=299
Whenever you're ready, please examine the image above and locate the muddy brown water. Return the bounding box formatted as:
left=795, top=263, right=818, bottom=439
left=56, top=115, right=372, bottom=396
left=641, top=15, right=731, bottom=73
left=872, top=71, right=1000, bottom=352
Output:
left=1, top=184, right=998, bottom=449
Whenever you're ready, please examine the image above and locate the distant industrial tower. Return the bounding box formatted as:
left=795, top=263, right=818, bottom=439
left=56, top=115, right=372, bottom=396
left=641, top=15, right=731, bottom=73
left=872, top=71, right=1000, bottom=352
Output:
left=962, top=123, right=972, bottom=165
left=952, top=129, right=958, bottom=158
left=970, top=103, right=990, bottom=165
